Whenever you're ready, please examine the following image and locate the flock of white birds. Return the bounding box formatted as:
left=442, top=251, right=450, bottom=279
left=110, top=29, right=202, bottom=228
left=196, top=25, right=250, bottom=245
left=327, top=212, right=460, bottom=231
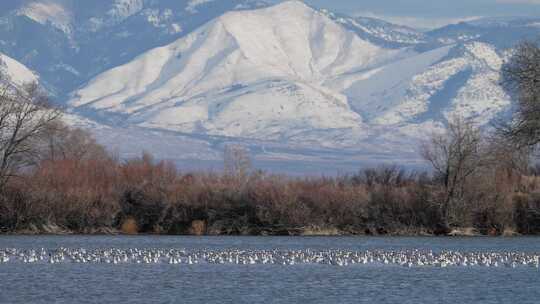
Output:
left=1, top=247, right=540, bottom=268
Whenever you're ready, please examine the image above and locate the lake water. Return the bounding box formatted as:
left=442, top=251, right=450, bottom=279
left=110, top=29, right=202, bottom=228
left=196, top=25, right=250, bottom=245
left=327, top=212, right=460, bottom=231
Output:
left=1, top=236, right=540, bottom=304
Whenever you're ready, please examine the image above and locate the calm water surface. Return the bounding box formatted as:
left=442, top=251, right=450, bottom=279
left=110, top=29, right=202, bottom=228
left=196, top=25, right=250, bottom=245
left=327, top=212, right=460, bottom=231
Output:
left=1, top=236, right=539, bottom=304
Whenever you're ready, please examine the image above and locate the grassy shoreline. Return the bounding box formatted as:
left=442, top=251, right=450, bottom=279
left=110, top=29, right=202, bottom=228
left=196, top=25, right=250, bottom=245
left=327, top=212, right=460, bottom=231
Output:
left=1, top=224, right=526, bottom=237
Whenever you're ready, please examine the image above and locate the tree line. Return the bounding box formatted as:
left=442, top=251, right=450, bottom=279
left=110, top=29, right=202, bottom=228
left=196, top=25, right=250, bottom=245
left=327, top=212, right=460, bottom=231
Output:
left=1, top=41, right=540, bottom=235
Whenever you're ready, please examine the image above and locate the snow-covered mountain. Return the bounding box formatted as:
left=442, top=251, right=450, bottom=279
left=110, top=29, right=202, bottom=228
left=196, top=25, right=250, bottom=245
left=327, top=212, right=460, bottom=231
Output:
left=0, top=0, right=538, bottom=171
left=68, top=1, right=521, bottom=148
left=71, top=1, right=410, bottom=143
left=0, top=0, right=270, bottom=96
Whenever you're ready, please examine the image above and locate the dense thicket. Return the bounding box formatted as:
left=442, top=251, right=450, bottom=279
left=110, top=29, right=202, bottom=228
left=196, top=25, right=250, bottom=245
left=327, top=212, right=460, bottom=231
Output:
left=501, top=40, right=540, bottom=147
left=1, top=126, right=540, bottom=235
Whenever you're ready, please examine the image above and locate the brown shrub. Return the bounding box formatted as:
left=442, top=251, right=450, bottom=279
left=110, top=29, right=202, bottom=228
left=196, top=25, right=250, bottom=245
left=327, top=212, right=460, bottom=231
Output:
left=189, top=220, right=206, bottom=235
left=121, top=217, right=138, bottom=235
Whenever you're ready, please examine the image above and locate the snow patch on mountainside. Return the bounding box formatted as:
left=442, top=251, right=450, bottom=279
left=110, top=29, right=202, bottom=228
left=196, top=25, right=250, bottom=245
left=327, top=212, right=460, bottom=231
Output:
left=18, top=0, right=73, bottom=35
left=321, top=9, right=426, bottom=47
left=143, top=8, right=173, bottom=28
left=372, top=51, right=470, bottom=125
left=340, top=41, right=510, bottom=126
left=337, top=45, right=453, bottom=124
left=87, top=0, right=144, bottom=31
left=0, top=53, right=39, bottom=85
left=108, top=0, right=144, bottom=22
left=186, top=0, right=216, bottom=14
left=444, top=42, right=510, bottom=124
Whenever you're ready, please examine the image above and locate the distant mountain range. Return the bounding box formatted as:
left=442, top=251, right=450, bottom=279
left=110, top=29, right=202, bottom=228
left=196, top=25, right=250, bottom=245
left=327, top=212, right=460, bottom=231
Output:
left=1, top=0, right=539, bottom=172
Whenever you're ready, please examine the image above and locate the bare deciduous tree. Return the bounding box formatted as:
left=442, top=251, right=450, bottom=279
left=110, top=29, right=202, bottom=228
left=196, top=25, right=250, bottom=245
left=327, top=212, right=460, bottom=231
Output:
left=485, top=133, right=530, bottom=176
left=360, top=165, right=408, bottom=188
left=421, top=117, right=486, bottom=228
left=500, top=40, right=540, bottom=147
left=40, top=122, right=108, bottom=162
left=224, top=144, right=252, bottom=181
left=0, top=73, right=62, bottom=188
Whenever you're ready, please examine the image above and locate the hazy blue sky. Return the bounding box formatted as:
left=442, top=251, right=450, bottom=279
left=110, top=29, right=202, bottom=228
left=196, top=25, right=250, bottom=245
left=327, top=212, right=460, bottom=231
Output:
left=282, top=0, right=540, bottom=29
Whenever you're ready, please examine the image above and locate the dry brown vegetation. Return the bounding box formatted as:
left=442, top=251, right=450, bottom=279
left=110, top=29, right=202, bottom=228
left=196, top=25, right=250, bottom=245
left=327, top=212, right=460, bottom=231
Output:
left=1, top=121, right=540, bottom=236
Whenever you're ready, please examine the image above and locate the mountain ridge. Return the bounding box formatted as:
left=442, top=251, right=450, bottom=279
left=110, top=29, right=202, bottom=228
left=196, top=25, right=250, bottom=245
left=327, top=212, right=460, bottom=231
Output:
left=69, top=1, right=400, bottom=144
left=67, top=1, right=516, bottom=148
left=0, top=0, right=538, bottom=171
